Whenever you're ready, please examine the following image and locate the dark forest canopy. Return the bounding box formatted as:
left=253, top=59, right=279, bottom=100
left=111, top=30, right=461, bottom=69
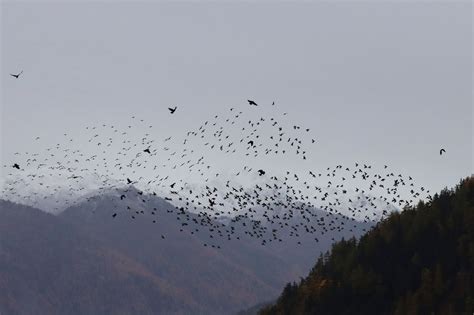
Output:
left=261, top=176, right=474, bottom=315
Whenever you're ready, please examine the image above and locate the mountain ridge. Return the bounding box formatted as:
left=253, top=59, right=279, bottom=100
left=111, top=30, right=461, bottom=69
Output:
left=259, top=176, right=474, bottom=315
left=0, top=186, right=372, bottom=314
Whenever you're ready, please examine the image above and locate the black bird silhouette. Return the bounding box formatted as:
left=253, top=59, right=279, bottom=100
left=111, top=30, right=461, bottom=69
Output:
left=67, top=175, right=82, bottom=179
left=12, top=163, right=20, bottom=169
left=3, top=101, right=430, bottom=245
left=247, top=100, right=258, bottom=106
left=440, top=148, right=446, bottom=155
left=168, top=106, right=177, bottom=114
left=10, top=70, right=23, bottom=79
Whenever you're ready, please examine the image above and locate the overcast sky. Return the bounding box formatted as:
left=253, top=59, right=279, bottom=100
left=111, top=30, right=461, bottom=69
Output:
left=1, top=1, right=472, bottom=197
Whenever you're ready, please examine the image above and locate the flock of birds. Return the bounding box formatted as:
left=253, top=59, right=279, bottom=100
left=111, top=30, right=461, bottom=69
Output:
left=2, top=70, right=444, bottom=248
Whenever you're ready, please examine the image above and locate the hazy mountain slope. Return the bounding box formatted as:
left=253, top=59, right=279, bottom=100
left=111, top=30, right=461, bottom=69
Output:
left=260, top=177, right=474, bottom=315
left=58, top=193, right=305, bottom=313
left=0, top=200, right=202, bottom=315
left=0, top=188, right=372, bottom=314
left=59, top=190, right=372, bottom=313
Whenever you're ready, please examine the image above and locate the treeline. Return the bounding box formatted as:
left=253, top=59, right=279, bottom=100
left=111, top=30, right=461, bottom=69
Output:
left=261, top=176, right=474, bottom=315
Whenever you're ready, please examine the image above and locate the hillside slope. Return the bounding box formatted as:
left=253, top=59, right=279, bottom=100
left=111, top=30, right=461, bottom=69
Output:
left=0, top=200, right=203, bottom=315
left=59, top=193, right=296, bottom=314
left=260, top=176, right=474, bottom=315
left=0, top=199, right=293, bottom=315
left=0, top=190, right=371, bottom=315
left=58, top=190, right=372, bottom=314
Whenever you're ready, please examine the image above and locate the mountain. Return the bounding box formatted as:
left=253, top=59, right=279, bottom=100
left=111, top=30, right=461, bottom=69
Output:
left=259, top=176, right=474, bottom=315
left=59, top=192, right=297, bottom=314
left=0, top=200, right=202, bottom=315
left=0, top=190, right=371, bottom=314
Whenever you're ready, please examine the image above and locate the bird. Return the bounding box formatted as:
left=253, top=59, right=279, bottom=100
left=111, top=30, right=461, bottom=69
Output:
left=440, top=148, right=446, bottom=155
left=247, top=100, right=258, bottom=106
left=168, top=106, right=177, bottom=114
left=68, top=175, right=82, bottom=179
left=10, top=70, right=23, bottom=79
left=12, top=163, right=20, bottom=169
left=1, top=100, right=432, bottom=249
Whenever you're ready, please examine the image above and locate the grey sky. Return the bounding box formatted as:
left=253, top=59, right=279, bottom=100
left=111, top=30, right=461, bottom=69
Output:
left=1, top=1, right=472, bottom=198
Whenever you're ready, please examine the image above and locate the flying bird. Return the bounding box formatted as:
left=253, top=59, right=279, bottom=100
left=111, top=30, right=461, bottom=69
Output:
left=10, top=70, right=23, bottom=79
left=12, top=163, right=20, bottom=169
left=168, top=106, right=177, bottom=114
left=68, top=175, right=82, bottom=179
left=258, top=169, right=265, bottom=176
left=440, top=148, right=446, bottom=155
left=247, top=100, right=258, bottom=106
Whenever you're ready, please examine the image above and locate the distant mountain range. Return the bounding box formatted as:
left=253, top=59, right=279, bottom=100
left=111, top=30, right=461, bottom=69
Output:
left=0, top=190, right=372, bottom=315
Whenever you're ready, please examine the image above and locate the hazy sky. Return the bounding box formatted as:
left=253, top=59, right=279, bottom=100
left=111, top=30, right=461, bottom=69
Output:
left=1, top=1, right=472, bottom=197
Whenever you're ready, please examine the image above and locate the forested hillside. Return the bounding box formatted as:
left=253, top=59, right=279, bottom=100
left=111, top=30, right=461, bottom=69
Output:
left=261, top=176, right=474, bottom=315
